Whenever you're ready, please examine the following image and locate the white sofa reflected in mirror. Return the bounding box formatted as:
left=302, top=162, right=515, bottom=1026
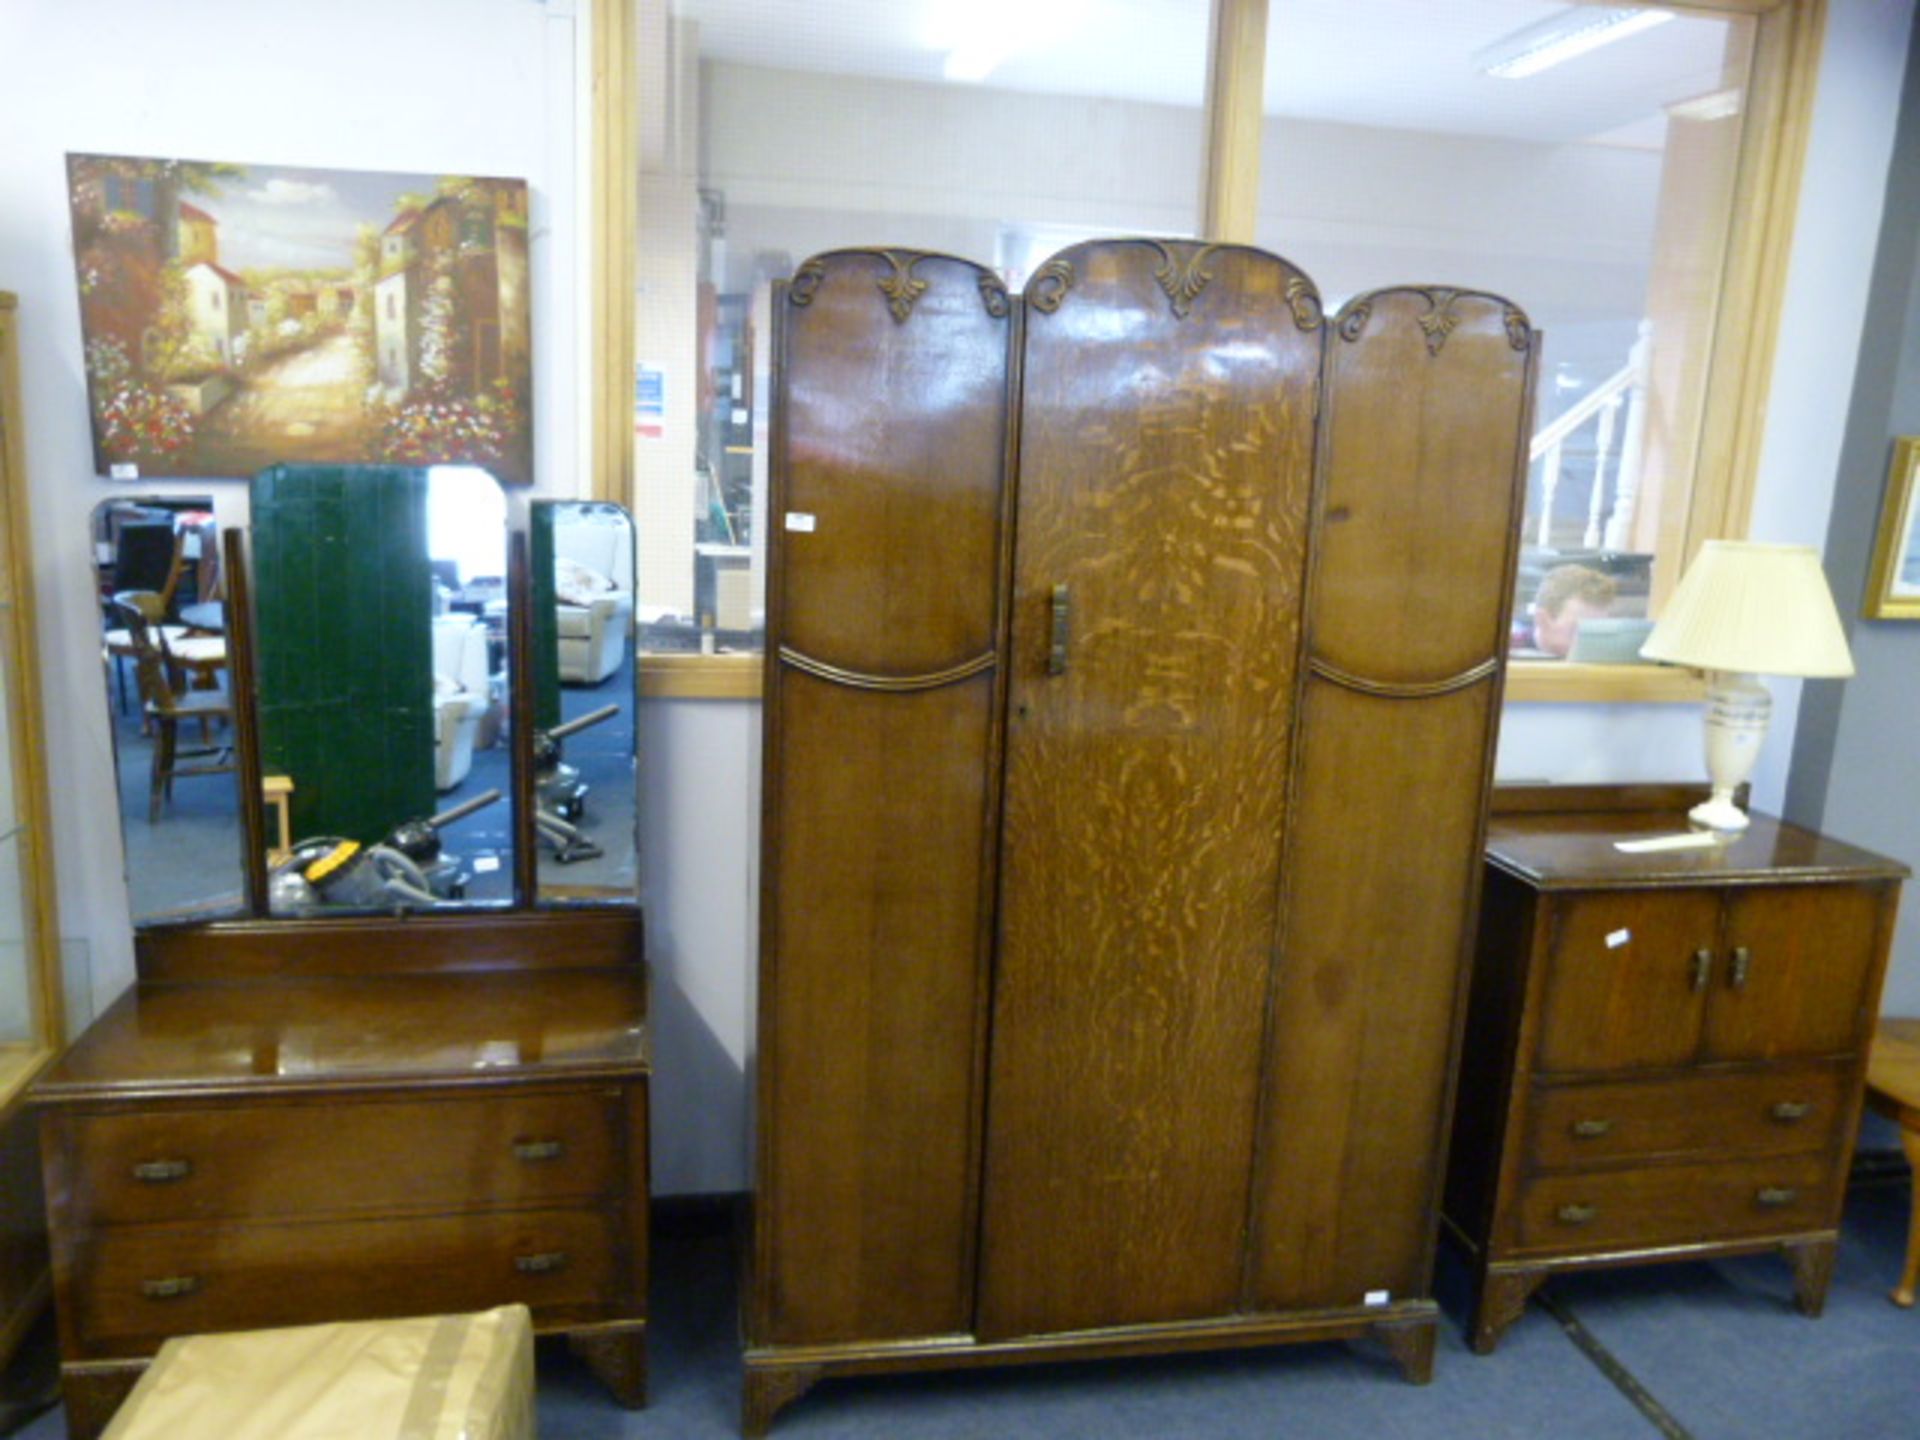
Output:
left=432, top=613, right=492, bottom=792
left=554, top=505, right=634, bottom=684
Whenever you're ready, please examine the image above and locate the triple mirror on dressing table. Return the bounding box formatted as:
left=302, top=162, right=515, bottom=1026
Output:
left=41, top=465, right=650, bottom=1439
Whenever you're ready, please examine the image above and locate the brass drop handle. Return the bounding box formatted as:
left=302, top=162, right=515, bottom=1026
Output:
left=1770, top=1101, right=1811, bottom=1123
left=1729, top=946, right=1752, bottom=989
left=1756, top=1186, right=1798, bottom=1208
left=1690, top=949, right=1712, bottom=993
left=1571, top=1119, right=1614, bottom=1139
left=515, top=1251, right=569, bottom=1275
left=132, top=1159, right=193, bottom=1184
left=1047, top=584, right=1071, bottom=676
left=513, top=1139, right=565, bottom=1163
left=141, top=1275, right=201, bottom=1300
left=1556, top=1204, right=1598, bottom=1225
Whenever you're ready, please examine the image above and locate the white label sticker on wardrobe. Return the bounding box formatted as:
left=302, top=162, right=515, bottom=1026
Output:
left=1606, top=929, right=1631, bottom=949
left=785, top=512, right=817, bottom=532
left=1364, top=1290, right=1390, bottom=1306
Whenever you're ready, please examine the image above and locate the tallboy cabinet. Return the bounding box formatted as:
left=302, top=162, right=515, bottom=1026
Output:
left=748, top=240, right=1538, bottom=1432
left=1446, top=788, right=1907, bottom=1354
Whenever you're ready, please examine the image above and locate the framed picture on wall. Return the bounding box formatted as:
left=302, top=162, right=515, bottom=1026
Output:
left=66, top=153, right=534, bottom=485
left=1864, top=435, right=1920, bottom=620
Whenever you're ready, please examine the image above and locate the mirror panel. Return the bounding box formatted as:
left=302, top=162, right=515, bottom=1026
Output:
left=533, top=500, right=638, bottom=906
left=92, top=495, right=245, bottom=925
left=252, top=465, right=513, bottom=915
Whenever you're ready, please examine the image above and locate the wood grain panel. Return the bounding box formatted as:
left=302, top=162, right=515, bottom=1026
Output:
left=1308, top=290, right=1532, bottom=685
left=1249, top=287, right=1531, bottom=1312
left=1534, top=891, right=1721, bottom=1074
left=1250, top=680, right=1495, bottom=1308
left=1705, top=884, right=1886, bottom=1063
left=977, top=240, right=1320, bottom=1338
left=775, top=250, right=1010, bottom=677
left=754, top=250, right=1011, bottom=1347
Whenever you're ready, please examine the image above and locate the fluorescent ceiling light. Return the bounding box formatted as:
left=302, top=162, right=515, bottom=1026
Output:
left=1476, top=7, right=1675, bottom=80
left=934, top=0, right=1092, bottom=85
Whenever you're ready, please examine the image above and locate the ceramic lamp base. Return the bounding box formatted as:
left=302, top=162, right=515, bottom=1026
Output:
left=1689, top=671, right=1770, bottom=833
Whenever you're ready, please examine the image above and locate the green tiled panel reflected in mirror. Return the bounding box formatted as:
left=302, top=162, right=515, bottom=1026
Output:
left=252, top=465, right=435, bottom=845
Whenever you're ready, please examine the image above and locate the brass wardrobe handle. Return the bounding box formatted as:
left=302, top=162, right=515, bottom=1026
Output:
left=1571, top=1119, right=1614, bottom=1139
left=1556, top=1204, right=1597, bottom=1225
left=132, top=1159, right=193, bottom=1184
left=515, top=1251, right=569, bottom=1275
left=1048, top=584, right=1071, bottom=676
left=1756, top=1187, right=1798, bottom=1208
left=513, top=1139, right=565, bottom=1163
left=1691, top=949, right=1712, bottom=993
left=1770, top=1101, right=1811, bottom=1123
left=1729, top=946, right=1752, bottom=989
left=141, top=1275, right=200, bottom=1300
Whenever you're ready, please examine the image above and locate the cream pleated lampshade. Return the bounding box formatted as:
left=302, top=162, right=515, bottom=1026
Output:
left=1640, top=541, right=1855, bottom=677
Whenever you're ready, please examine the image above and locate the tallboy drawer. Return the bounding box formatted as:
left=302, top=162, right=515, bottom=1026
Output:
left=55, top=1089, right=621, bottom=1225
left=1514, top=1153, right=1833, bottom=1255
left=1527, top=1064, right=1847, bottom=1170
left=71, top=1207, right=618, bottom=1355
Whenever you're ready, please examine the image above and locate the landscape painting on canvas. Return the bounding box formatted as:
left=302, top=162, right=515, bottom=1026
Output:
left=67, top=153, right=533, bottom=484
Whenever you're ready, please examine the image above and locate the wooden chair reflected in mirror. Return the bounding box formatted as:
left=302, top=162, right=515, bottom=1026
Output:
left=112, top=596, right=234, bottom=824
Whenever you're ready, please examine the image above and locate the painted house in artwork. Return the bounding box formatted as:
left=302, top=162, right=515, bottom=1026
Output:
left=373, top=182, right=529, bottom=403
left=183, top=261, right=246, bottom=366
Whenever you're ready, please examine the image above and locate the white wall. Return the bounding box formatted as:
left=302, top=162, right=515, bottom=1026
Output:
left=0, top=0, right=588, bottom=1022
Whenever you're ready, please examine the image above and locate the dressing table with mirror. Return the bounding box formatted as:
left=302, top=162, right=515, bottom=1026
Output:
left=40, top=466, right=650, bottom=1438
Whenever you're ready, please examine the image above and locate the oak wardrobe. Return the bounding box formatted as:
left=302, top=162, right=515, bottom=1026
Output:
left=747, top=239, right=1537, bottom=1433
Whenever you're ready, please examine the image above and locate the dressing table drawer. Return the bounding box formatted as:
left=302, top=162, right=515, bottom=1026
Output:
left=69, top=1206, right=620, bottom=1357
left=1526, top=1064, right=1847, bottom=1170
left=52, top=1090, right=622, bottom=1226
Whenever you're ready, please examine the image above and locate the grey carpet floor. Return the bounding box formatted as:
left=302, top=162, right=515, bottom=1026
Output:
left=9, top=1178, right=1914, bottom=1438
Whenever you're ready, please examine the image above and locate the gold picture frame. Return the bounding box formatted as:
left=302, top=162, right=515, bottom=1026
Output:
left=1864, top=436, right=1920, bottom=620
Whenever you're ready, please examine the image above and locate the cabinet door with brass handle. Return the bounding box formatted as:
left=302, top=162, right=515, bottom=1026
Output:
left=1535, top=892, right=1720, bottom=1074
left=1706, top=885, right=1883, bottom=1063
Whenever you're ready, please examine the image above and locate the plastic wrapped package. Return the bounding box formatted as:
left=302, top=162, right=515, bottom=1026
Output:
left=102, top=1304, right=535, bottom=1440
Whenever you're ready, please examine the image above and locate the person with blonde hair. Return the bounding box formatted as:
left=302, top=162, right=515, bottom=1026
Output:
left=1516, top=563, right=1616, bottom=657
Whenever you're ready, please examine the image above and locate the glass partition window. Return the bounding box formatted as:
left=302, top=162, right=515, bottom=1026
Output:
left=92, top=494, right=244, bottom=925
left=633, top=0, right=1214, bottom=655
left=1257, top=0, right=1757, bottom=663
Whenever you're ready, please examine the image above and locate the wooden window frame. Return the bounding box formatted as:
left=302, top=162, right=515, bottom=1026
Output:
left=596, top=0, right=1826, bottom=704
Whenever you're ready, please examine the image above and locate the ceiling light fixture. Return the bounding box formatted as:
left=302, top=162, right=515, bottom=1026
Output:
left=1475, top=6, right=1675, bottom=80
left=935, top=0, right=1093, bottom=85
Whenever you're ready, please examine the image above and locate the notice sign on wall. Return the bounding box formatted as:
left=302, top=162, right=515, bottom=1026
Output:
left=635, top=363, right=665, bottom=441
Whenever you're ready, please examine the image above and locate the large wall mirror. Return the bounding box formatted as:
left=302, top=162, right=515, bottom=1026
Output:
left=532, top=500, right=638, bottom=906
left=92, top=495, right=243, bottom=925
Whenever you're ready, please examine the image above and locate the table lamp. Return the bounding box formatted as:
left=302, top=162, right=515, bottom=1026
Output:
left=1639, top=540, right=1853, bottom=832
